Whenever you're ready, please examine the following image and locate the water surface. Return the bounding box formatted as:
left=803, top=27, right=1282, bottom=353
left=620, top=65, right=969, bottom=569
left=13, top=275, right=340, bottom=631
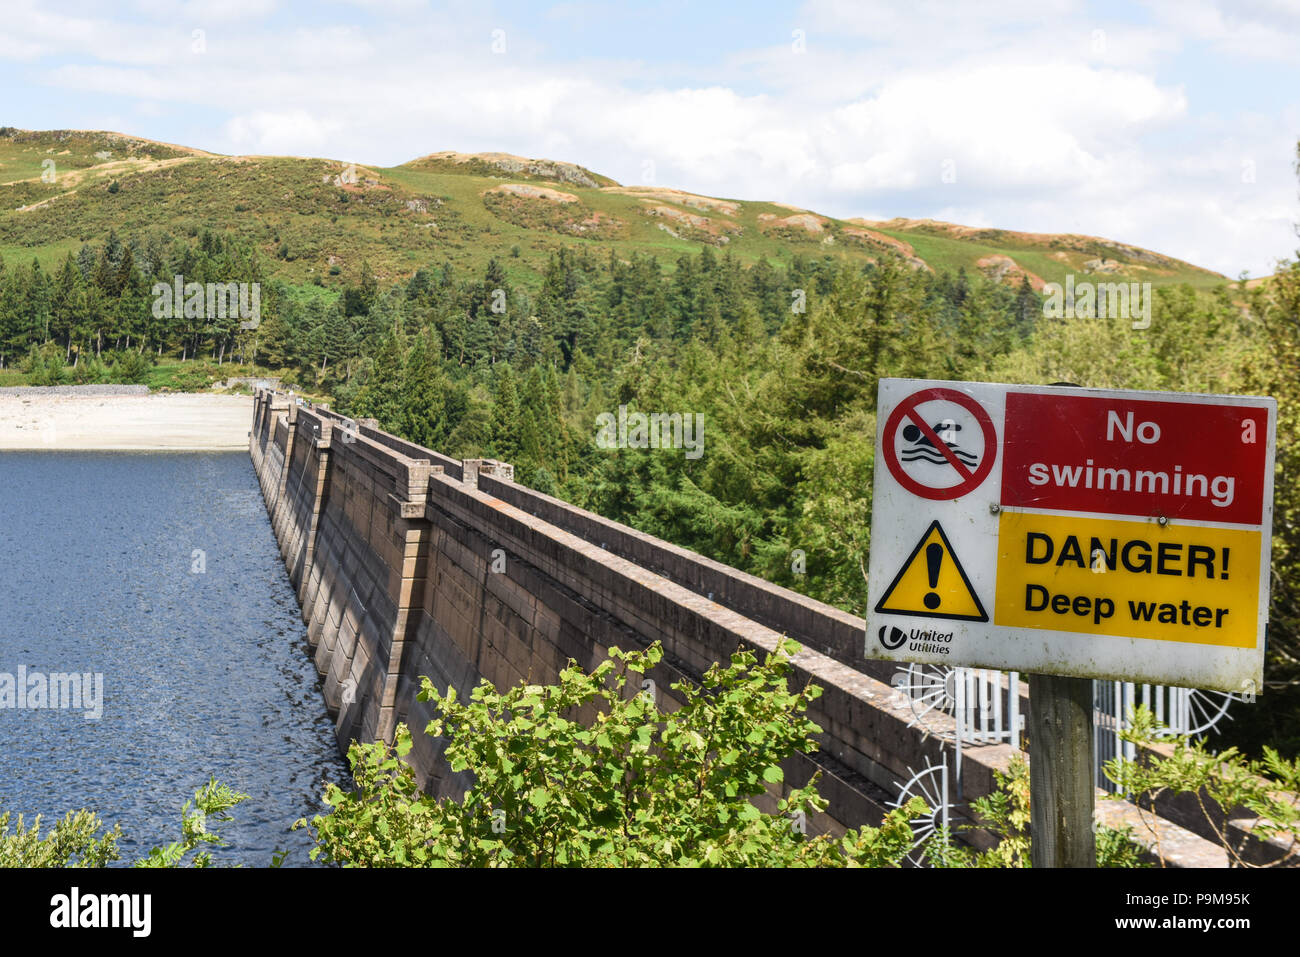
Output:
left=0, top=451, right=348, bottom=866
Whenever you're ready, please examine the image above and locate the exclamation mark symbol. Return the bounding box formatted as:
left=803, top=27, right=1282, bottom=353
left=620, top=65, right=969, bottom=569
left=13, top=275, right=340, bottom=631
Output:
left=1221, top=547, right=1230, bottom=581
left=924, top=542, right=943, bottom=610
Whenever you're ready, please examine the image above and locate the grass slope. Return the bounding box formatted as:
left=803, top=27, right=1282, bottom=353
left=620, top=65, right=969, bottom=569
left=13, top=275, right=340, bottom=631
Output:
left=0, top=128, right=1226, bottom=294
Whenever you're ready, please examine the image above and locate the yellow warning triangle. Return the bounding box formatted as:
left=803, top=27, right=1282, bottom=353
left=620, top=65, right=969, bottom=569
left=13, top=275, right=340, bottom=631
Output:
left=875, top=521, right=988, bottom=622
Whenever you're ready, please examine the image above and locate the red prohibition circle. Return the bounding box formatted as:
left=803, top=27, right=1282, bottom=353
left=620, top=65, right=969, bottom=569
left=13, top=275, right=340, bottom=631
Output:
left=882, top=388, right=997, bottom=500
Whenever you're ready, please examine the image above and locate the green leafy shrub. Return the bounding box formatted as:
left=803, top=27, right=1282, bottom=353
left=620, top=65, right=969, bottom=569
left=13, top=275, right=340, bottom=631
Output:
left=0, top=809, right=122, bottom=867
left=135, top=778, right=250, bottom=868
left=158, top=360, right=219, bottom=391
left=0, top=778, right=248, bottom=868
left=1104, top=705, right=1300, bottom=867
left=298, top=639, right=926, bottom=867
left=110, top=349, right=155, bottom=384
left=72, top=355, right=108, bottom=384
left=922, top=755, right=1149, bottom=868
left=23, top=344, right=68, bottom=386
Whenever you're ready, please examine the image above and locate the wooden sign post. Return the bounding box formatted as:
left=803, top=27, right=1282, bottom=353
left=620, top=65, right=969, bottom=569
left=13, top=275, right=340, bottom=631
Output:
left=1028, top=673, right=1095, bottom=867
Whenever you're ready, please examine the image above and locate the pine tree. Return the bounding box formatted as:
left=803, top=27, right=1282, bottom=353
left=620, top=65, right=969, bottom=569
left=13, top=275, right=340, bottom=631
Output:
left=27, top=260, right=53, bottom=354
left=399, top=330, right=446, bottom=449
left=75, top=243, right=97, bottom=281
left=489, top=364, right=522, bottom=461
left=1013, top=274, right=1039, bottom=337
left=49, top=254, right=80, bottom=356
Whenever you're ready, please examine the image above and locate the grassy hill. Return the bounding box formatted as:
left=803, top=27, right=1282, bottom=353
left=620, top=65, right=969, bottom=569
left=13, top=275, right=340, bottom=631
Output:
left=0, top=127, right=1226, bottom=292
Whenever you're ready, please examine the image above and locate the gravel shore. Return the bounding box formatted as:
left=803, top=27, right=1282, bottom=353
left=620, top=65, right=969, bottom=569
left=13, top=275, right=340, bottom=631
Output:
left=0, top=384, right=152, bottom=397
left=0, top=390, right=253, bottom=450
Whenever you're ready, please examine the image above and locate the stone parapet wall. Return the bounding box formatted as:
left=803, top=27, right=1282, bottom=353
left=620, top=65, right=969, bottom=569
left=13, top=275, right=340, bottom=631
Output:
left=476, top=473, right=879, bottom=678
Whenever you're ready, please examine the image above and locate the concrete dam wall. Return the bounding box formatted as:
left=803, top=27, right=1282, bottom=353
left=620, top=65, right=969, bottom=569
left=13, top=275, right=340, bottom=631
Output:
left=247, top=389, right=1240, bottom=860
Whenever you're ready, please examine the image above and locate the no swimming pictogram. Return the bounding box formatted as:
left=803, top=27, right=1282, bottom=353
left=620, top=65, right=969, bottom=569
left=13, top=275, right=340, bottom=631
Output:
left=882, top=387, right=998, bottom=500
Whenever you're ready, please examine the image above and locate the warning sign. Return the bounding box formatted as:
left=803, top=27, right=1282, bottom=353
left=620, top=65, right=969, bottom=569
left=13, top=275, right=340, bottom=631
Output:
left=881, top=387, right=998, bottom=500
left=875, top=521, right=988, bottom=622
left=865, top=378, right=1276, bottom=692
left=994, top=512, right=1260, bottom=648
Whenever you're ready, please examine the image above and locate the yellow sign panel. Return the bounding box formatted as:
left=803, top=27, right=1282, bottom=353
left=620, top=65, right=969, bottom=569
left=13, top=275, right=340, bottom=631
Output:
left=994, top=512, right=1259, bottom=648
left=876, top=521, right=988, bottom=622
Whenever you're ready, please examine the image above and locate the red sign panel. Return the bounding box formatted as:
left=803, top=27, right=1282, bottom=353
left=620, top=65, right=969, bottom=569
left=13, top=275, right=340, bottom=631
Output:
left=1000, top=392, right=1269, bottom=525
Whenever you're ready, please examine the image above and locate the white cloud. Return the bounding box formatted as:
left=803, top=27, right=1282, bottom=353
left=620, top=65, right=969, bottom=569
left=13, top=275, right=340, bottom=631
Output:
left=1145, top=0, right=1300, bottom=61
left=0, top=0, right=1295, bottom=275
left=131, top=0, right=282, bottom=22
left=224, top=110, right=342, bottom=155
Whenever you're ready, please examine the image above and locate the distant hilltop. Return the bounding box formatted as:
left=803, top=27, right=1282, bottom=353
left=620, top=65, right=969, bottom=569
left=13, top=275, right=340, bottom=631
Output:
left=0, top=127, right=1228, bottom=291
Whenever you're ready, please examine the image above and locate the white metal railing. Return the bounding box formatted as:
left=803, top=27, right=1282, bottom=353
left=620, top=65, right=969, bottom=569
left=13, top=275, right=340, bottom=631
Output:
left=1093, top=680, right=1238, bottom=793
left=891, top=664, right=1023, bottom=748
left=891, top=664, right=1241, bottom=830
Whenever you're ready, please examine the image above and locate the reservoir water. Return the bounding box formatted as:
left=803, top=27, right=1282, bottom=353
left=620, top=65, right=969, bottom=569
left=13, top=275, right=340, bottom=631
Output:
left=0, top=451, right=349, bottom=866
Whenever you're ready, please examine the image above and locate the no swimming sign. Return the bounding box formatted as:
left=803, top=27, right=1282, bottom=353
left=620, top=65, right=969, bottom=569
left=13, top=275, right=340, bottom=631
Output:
left=865, top=378, right=1276, bottom=693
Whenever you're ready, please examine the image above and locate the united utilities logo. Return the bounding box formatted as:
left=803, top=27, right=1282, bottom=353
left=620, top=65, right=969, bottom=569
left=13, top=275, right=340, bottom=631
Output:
left=877, top=625, right=908, bottom=650
left=876, top=625, right=956, bottom=653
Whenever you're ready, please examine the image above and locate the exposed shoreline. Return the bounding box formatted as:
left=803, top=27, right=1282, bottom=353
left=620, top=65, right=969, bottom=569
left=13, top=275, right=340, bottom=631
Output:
left=0, top=389, right=254, bottom=451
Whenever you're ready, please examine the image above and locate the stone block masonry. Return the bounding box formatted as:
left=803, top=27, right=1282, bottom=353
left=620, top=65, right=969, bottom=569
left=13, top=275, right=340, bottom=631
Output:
left=248, top=389, right=1229, bottom=862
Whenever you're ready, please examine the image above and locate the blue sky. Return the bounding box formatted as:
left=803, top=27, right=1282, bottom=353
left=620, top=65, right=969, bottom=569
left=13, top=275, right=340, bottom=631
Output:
left=2, top=0, right=1298, bottom=276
